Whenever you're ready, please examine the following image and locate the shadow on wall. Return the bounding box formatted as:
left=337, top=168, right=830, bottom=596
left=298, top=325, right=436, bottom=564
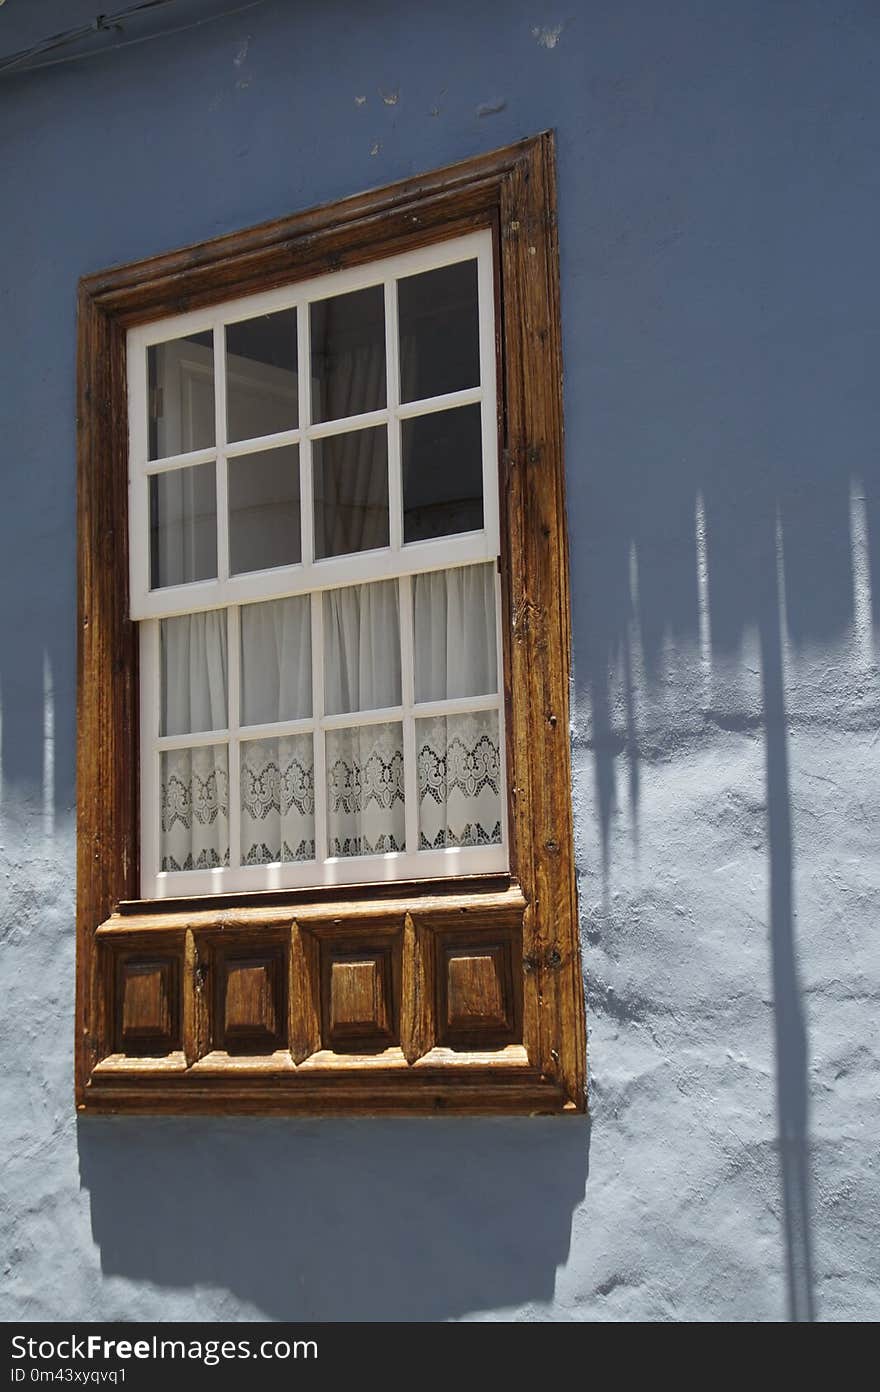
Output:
left=567, top=200, right=880, bottom=1318
left=78, top=1116, right=589, bottom=1320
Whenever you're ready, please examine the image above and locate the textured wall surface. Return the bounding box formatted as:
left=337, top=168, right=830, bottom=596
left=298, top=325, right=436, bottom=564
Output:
left=1, top=0, right=878, bottom=1322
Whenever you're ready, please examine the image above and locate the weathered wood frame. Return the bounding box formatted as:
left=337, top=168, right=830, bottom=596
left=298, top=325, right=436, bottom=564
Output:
left=76, top=131, right=586, bottom=1114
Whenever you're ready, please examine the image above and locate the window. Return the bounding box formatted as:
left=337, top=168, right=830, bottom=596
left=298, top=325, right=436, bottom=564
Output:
left=76, top=133, right=586, bottom=1114
left=129, top=233, right=507, bottom=897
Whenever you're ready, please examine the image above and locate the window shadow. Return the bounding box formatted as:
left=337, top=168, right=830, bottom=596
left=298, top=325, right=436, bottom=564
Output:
left=565, top=210, right=880, bottom=1319
left=78, top=1115, right=589, bottom=1320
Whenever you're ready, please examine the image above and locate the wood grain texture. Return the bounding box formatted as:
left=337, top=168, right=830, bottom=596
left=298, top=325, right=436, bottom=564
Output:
left=224, top=961, right=278, bottom=1041
left=446, top=951, right=507, bottom=1029
left=289, top=919, right=321, bottom=1063
left=76, top=133, right=586, bottom=1115
left=118, top=961, right=173, bottom=1044
left=497, top=134, right=586, bottom=1107
left=330, top=960, right=381, bottom=1030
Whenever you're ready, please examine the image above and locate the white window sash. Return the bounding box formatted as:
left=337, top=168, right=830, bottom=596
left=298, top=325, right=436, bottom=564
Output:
left=133, top=229, right=507, bottom=897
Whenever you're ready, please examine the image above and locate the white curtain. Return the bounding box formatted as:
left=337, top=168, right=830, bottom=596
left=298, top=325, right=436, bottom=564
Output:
left=412, top=563, right=496, bottom=701
left=161, top=611, right=227, bottom=735
left=239, top=595, right=315, bottom=864
left=240, top=733, right=315, bottom=864
left=417, top=710, right=501, bottom=850
left=324, top=580, right=403, bottom=856
left=327, top=722, right=405, bottom=857
left=414, top=563, right=501, bottom=850
left=160, top=613, right=229, bottom=871
left=240, top=595, right=311, bottom=725
left=158, top=565, right=501, bottom=870
left=324, top=580, right=400, bottom=715
left=161, top=744, right=229, bottom=871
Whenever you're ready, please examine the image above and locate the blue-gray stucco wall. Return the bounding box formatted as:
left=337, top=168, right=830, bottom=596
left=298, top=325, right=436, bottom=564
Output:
left=2, top=0, right=879, bottom=1321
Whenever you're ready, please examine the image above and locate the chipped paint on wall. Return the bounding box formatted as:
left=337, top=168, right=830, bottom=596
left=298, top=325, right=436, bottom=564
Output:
left=531, top=23, right=563, bottom=49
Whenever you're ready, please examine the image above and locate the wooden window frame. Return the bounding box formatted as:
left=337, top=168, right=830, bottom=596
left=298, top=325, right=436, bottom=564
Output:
left=76, top=131, right=586, bottom=1115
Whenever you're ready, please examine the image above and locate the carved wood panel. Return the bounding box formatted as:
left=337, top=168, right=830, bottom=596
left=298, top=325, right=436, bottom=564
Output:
left=116, top=956, right=179, bottom=1055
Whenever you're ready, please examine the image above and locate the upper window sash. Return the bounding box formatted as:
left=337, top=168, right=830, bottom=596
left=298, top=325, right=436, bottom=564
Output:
left=127, top=229, right=499, bottom=621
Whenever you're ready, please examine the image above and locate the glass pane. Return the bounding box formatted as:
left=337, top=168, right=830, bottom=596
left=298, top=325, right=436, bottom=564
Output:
left=412, top=563, right=497, bottom=702
left=228, top=445, right=301, bottom=575
left=240, top=735, right=315, bottom=865
left=160, top=744, right=229, bottom=871
left=150, top=462, right=217, bottom=588
left=240, top=595, right=312, bottom=726
left=313, top=426, right=389, bottom=559
left=417, top=710, right=501, bottom=850
left=226, top=309, right=298, bottom=442
left=402, top=404, right=483, bottom=543
left=398, top=259, right=479, bottom=403
left=324, top=580, right=400, bottom=716
left=160, top=611, right=228, bottom=737
left=310, top=285, right=386, bottom=423
left=148, top=331, right=214, bottom=459
left=326, top=722, right=404, bottom=857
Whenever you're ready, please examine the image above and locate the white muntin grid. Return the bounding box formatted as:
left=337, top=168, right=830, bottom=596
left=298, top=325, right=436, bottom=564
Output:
left=131, top=229, right=508, bottom=897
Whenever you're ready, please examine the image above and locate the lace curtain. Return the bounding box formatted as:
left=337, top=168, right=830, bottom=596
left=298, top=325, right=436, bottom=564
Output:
left=160, top=614, right=229, bottom=871
left=239, top=596, right=315, bottom=865
left=412, top=565, right=501, bottom=850
left=159, top=565, right=501, bottom=870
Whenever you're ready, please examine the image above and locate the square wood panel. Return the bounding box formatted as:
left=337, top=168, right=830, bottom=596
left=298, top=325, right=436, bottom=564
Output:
left=446, top=947, right=509, bottom=1030
left=217, top=950, right=286, bottom=1053
left=116, top=956, right=179, bottom=1055
left=320, top=942, right=398, bottom=1052
left=435, top=928, right=520, bottom=1049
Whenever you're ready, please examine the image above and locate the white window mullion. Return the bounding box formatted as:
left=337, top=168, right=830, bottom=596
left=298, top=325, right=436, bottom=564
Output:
left=228, top=715, right=313, bottom=743
left=227, top=603, right=241, bottom=870
left=399, top=574, right=418, bottom=857
left=129, top=334, right=151, bottom=606
left=385, top=278, right=403, bottom=553
left=477, top=244, right=500, bottom=553
left=214, top=322, right=230, bottom=582
left=311, top=591, right=328, bottom=864
left=298, top=300, right=314, bottom=567
left=140, top=619, right=161, bottom=895
left=308, top=407, right=388, bottom=442
left=320, top=704, right=404, bottom=731
left=157, top=728, right=231, bottom=753
left=494, top=565, right=509, bottom=854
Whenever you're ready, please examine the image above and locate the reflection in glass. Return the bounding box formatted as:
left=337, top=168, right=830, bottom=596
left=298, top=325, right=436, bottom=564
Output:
left=326, top=722, right=404, bottom=857
left=160, top=611, right=228, bottom=736
left=160, top=744, right=229, bottom=871
left=148, top=331, right=215, bottom=459
left=324, top=580, right=401, bottom=716
left=402, top=404, right=483, bottom=543
left=313, top=426, right=389, bottom=559
left=226, top=309, right=298, bottom=442
left=240, top=595, right=312, bottom=726
left=310, top=285, right=386, bottom=423
left=229, top=445, right=301, bottom=575
left=417, top=710, right=502, bottom=850
left=240, top=734, right=315, bottom=865
left=150, top=462, right=217, bottom=588
left=398, top=260, right=479, bottom=403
